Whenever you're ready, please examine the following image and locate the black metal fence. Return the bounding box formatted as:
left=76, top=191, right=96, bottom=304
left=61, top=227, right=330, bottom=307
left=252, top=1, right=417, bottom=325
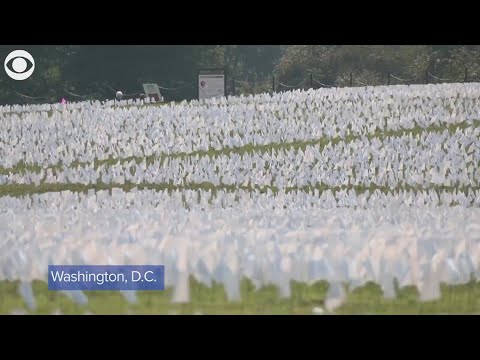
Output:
left=230, top=68, right=477, bottom=97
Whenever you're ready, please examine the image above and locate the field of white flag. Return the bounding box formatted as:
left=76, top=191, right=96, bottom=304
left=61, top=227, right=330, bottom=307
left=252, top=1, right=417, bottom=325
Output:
left=1, top=83, right=480, bottom=314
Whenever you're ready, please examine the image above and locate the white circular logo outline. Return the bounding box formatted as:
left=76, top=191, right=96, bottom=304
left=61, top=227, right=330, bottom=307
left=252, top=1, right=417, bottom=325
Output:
left=4, top=50, right=35, bottom=80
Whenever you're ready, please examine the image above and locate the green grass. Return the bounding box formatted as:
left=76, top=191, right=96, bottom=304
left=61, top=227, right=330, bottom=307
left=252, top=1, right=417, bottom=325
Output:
left=2, top=278, right=480, bottom=314
left=0, top=180, right=478, bottom=204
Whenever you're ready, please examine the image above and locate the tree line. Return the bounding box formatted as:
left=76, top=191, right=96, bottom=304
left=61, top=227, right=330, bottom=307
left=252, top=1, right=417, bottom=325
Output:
left=0, top=45, right=479, bottom=104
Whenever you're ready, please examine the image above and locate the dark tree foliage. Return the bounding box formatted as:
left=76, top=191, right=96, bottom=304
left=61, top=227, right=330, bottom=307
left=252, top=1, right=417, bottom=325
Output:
left=0, top=45, right=477, bottom=105
left=274, top=45, right=480, bottom=89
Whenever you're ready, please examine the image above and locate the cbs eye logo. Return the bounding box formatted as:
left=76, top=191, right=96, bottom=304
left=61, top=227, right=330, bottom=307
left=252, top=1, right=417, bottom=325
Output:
left=4, top=50, right=35, bottom=81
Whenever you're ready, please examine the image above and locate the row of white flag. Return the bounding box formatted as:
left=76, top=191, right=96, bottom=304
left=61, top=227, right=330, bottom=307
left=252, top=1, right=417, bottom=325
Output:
left=1, top=189, right=480, bottom=308
left=0, top=83, right=479, bottom=169
left=1, top=124, right=478, bottom=190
